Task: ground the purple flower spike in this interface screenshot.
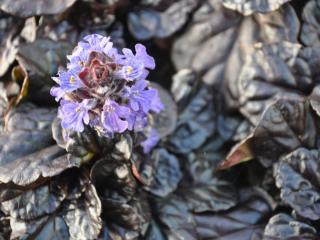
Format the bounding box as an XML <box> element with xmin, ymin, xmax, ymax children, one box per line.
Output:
<box><xmin>59</xmin><ymin>99</ymin><xmax>95</xmax><ymax>132</ymax></box>
<box><xmin>102</xmin><ymin>100</ymin><xmax>130</xmax><ymax>134</ymax></box>
<box><xmin>126</xmin><ymin>80</ymin><xmax>157</xmax><ymax>113</ymax></box>
<box><xmin>51</xmin><ymin>34</ymin><xmax>164</xmax><ymax>142</ymax></box>
<box><xmin>141</xmin><ymin>129</ymin><xmax>159</xmax><ymax>154</ymax></box>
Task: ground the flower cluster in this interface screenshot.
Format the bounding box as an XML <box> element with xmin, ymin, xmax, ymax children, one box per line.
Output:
<box><xmin>51</xmin><ymin>34</ymin><xmax>163</xmax><ymax>152</ymax></box>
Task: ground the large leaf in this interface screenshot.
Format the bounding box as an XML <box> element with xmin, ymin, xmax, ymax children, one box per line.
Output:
<box><xmin>178</xmin><ymin>177</ymin><xmax>238</xmax><ymax>213</ymax></box>
<box><xmin>128</xmin><ymin>0</ymin><xmax>198</xmax><ymax>40</ymax></box>
<box><xmin>0</xmin><ymin>103</ymin><xmax>56</xmax><ymax>166</ymax></box>
<box><xmin>222</xmin><ymin>0</ymin><xmax>291</xmax><ymax>16</ymax></box>
<box><xmin>172</xmin><ymin>0</ymin><xmax>299</xmax><ymax>108</ymax></box>
<box><xmin>169</xmin><ymin>85</ymin><xmax>216</xmax><ymax>154</ymax></box>
<box><xmin>300</xmin><ymin>0</ymin><xmax>320</xmax><ymax>47</ymax></box>
<box><xmin>0</xmin><ymin>14</ymin><xmax>24</xmax><ymax>77</ymax></box>
<box><xmin>155</xmin><ymin>195</ymin><xmax>198</xmax><ymax>240</ymax></box>
<box><xmin>0</xmin><ymin>0</ymin><xmax>77</xmax><ymax>18</ymax></box>
<box><xmin>274</xmin><ymin>148</ymin><xmax>320</xmax><ymax>220</ymax></box>
<box><xmin>193</xmin><ymin>188</ymin><xmax>275</xmax><ymax>239</ymax></box>
<box><xmin>144</xmin><ymin>148</ymin><xmax>182</xmax><ymax>197</ymax></box>
<box><xmin>4</xmin><ymin>171</ymin><xmax>102</xmax><ymax>240</ymax></box>
<box><xmin>63</xmin><ymin>181</ymin><xmax>102</xmax><ymax>240</ymax></box>
<box><xmin>263</xmin><ymin>213</ymin><xmax>317</xmax><ymax>240</ymax></box>
<box><xmin>0</xmin><ymin>145</ymin><xmax>82</xmax><ymax>186</ymax></box>
<box><xmin>179</xmin><ymin>147</ymin><xmax>238</xmax><ymax>212</ymax></box>
<box><xmin>237</xmin><ymin>42</ymin><xmax>320</xmax><ymax>125</ymax></box>
<box><xmin>1</xmin><ymin>179</ymin><xmax>66</xmax><ymax>220</ymax></box>
<box><xmin>219</xmin><ymin>97</ymin><xmax>317</xmax><ymax>169</ymax></box>
<box><xmin>16</xmin><ymin>39</ymin><xmax>72</xmax><ymax>103</ymax></box>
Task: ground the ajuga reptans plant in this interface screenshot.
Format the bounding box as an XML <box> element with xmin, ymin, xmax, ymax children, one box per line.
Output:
<box><xmin>51</xmin><ymin>34</ymin><xmax>164</xmax><ymax>153</ymax></box>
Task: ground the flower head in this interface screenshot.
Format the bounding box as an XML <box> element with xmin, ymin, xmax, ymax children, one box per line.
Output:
<box><xmin>51</xmin><ymin>34</ymin><xmax>163</xmax><ymax>153</ymax></box>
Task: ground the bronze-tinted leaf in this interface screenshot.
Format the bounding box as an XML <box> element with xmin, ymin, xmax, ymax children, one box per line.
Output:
<box><xmin>219</xmin><ymin>97</ymin><xmax>317</xmax><ymax>168</ymax></box>
<box><xmin>263</xmin><ymin>213</ymin><xmax>317</xmax><ymax>240</ymax></box>
<box><xmin>0</xmin><ymin>0</ymin><xmax>77</xmax><ymax>18</ymax></box>
<box><xmin>172</xmin><ymin>0</ymin><xmax>299</xmax><ymax>108</ymax></box>
<box><xmin>222</xmin><ymin>0</ymin><xmax>291</xmax><ymax>16</ymax></box>
<box><xmin>128</xmin><ymin>0</ymin><xmax>198</xmax><ymax>40</ymax></box>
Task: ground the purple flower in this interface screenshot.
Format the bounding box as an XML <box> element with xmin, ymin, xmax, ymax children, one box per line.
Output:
<box><xmin>67</xmin><ymin>46</ymin><xmax>88</xmax><ymax>72</ymax></box>
<box><xmin>126</xmin><ymin>80</ymin><xmax>157</xmax><ymax>113</ymax></box>
<box><xmin>50</xmin><ymin>86</ymin><xmax>65</xmax><ymax>102</ymax></box>
<box><xmin>150</xmin><ymin>93</ymin><xmax>164</xmax><ymax>113</ymax></box>
<box><xmin>79</xmin><ymin>34</ymin><xmax>113</xmax><ymax>56</ymax></box>
<box><xmin>141</xmin><ymin>128</ymin><xmax>159</xmax><ymax>154</ymax></box>
<box><xmin>101</xmin><ymin>100</ymin><xmax>130</xmax><ymax>134</ymax></box>
<box><xmin>127</xmin><ymin>110</ymin><xmax>148</xmax><ymax>131</ymax></box>
<box><xmin>59</xmin><ymin>99</ymin><xmax>95</xmax><ymax>132</ymax></box>
<box><xmin>58</xmin><ymin>70</ymin><xmax>83</xmax><ymax>92</ymax></box>
<box><xmin>119</xmin><ymin>44</ymin><xmax>155</xmax><ymax>81</ymax></box>
<box><xmin>51</xmin><ymin>34</ymin><xmax>164</xmax><ymax>139</ymax></box>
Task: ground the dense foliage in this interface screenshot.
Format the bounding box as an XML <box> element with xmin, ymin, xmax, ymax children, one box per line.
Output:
<box><xmin>0</xmin><ymin>0</ymin><xmax>319</xmax><ymax>239</ymax></box>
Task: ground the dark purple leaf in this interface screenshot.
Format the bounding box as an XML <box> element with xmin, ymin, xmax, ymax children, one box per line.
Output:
<box><xmin>144</xmin><ymin>148</ymin><xmax>182</xmax><ymax>197</ymax></box>
<box><xmin>219</xmin><ymin>97</ymin><xmax>317</xmax><ymax>169</ymax></box>
<box><xmin>222</xmin><ymin>0</ymin><xmax>291</xmax><ymax>16</ymax></box>
<box><xmin>300</xmin><ymin>0</ymin><xmax>320</xmax><ymax>47</ymax></box>
<box><xmin>263</xmin><ymin>213</ymin><xmax>317</xmax><ymax>240</ymax></box>
<box><xmin>193</xmin><ymin>188</ymin><xmax>275</xmax><ymax>239</ymax></box>
<box><xmin>155</xmin><ymin>195</ymin><xmax>198</xmax><ymax>240</ymax></box>
<box><xmin>172</xmin><ymin>0</ymin><xmax>299</xmax><ymax>108</ymax></box>
<box><xmin>128</xmin><ymin>0</ymin><xmax>198</xmax><ymax>40</ymax></box>
<box><xmin>274</xmin><ymin>148</ymin><xmax>320</xmax><ymax>220</ymax></box>
<box><xmin>237</xmin><ymin>42</ymin><xmax>320</xmax><ymax>125</ymax></box>
<box><xmin>0</xmin><ymin>0</ymin><xmax>77</xmax><ymax>17</ymax></box>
